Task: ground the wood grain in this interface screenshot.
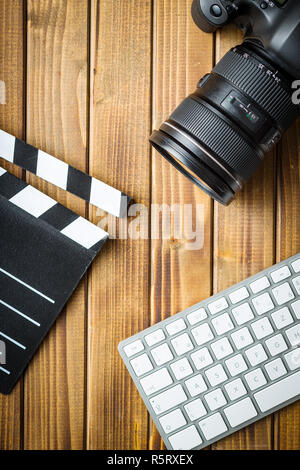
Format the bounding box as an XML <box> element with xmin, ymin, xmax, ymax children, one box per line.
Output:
<box><xmin>0</xmin><ymin>0</ymin><xmax>25</xmax><ymax>450</ymax></box>
<box><xmin>150</xmin><ymin>0</ymin><xmax>214</xmax><ymax>450</ymax></box>
<box><xmin>212</xmin><ymin>25</ymin><xmax>275</xmax><ymax>450</ymax></box>
<box><xmin>87</xmin><ymin>0</ymin><xmax>152</xmax><ymax>450</ymax></box>
<box><xmin>24</xmin><ymin>0</ymin><xmax>89</xmax><ymax>449</ymax></box>
<box><xmin>274</xmin><ymin>118</ymin><xmax>300</xmax><ymax>450</ymax></box>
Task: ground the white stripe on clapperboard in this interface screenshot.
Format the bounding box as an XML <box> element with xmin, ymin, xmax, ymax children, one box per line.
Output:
<box><xmin>0</xmin><ymin>331</ymin><xmax>26</xmax><ymax>350</ymax></box>
<box><xmin>9</xmin><ymin>185</ymin><xmax>57</xmax><ymax>218</ymax></box>
<box><xmin>0</xmin><ymin>299</ymin><xmax>41</xmax><ymax>327</ymax></box>
<box><xmin>0</xmin><ymin>366</ymin><xmax>10</xmax><ymax>375</ymax></box>
<box><xmin>0</xmin><ymin>268</ymin><xmax>55</xmax><ymax>304</ymax></box>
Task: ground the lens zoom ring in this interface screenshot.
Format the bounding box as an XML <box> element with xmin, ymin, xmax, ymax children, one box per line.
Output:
<box><xmin>169</xmin><ymin>97</ymin><xmax>261</xmax><ymax>180</ymax></box>
<box><xmin>213</xmin><ymin>50</ymin><xmax>296</xmax><ymax>126</ymax></box>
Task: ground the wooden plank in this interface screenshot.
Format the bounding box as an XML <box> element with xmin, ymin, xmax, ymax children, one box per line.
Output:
<box><xmin>212</xmin><ymin>26</ymin><xmax>275</xmax><ymax>449</ymax></box>
<box><xmin>0</xmin><ymin>0</ymin><xmax>24</xmax><ymax>450</ymax></box>
<box><xmin>87</xmin><ymin>0</ymin><xmax>152</xmax><ymax>449</ymax></box>
<box><xmin>150</xmin><ymin>0</ymin><xmax>214</xmax><ymax>450</ymax></box>
<box><xmin>274</xmin><ymin>118</ymin><xmax>300</xmax><ymax>450</ymax></box>
<box><xmin>24</xmin><ymin>0</ymin><xmax>89</xmax><ymax>449</ymax></box>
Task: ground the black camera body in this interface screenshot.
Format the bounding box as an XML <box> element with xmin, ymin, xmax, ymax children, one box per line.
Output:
<box><xmin>193</xmin><ymin>0</ymin><xmax>300</xmax><ymax>77</ymax></box>
<box><xmin>150</xmin><ymin>0</ymin><xmax>300</xmax><ymax>205</ymax></box>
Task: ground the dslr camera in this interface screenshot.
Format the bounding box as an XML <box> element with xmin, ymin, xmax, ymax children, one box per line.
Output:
<box><xmin>150</xmin><ymin>0</ymin><xmax>300</xmax><ymax>205</ymax></box>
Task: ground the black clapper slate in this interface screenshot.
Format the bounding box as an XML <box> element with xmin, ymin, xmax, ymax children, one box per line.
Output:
<box><xmin>0</xmin><ymin>170</ymin><xmax>108</xmax><ymax>394</ymax></box>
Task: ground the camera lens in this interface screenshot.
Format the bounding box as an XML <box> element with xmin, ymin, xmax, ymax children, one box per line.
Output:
<box><xmin>150</xmin><ymin>43</ymin><xmax>300</xmax><ymax>205</ymax></box>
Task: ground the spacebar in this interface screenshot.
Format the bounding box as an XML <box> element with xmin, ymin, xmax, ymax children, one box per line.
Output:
<box><xmin>254</xmin><ymin>372</ymin><xmax>300</xmax><ymax>413</ymax></box>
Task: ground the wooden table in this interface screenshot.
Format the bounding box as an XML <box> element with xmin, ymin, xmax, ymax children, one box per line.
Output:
<box><xmin>0</xmin><ymin>0</ymin><xmax>299</xmax><ymax>450</ymax></box>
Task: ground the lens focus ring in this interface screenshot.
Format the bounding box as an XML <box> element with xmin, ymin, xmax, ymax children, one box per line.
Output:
<box><xmin>213</xmin><ymin>49</ymin><xmax>298</xmax><ymax>129</ymax></box>
<box><xmin>169</xmin><ymin>97</ymin><xmax>261</xmax><ymax>181</ymax></box>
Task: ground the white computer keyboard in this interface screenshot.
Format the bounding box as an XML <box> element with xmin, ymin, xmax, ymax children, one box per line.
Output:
<box><xmin>119</xmin><ymin>253</ymin><xmax>300</xmax><ymax>450</ymax></box>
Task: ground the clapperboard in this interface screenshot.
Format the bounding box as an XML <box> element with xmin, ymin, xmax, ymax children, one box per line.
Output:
<box><xmin>0</xmin><ymin>132</ymin><xmax>130</xmax><ymax>394</ymax></box>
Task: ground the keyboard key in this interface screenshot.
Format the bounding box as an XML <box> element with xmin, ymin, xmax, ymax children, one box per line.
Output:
<box><xmin>205</xmin><ymin>388</ymin><xmax>227</xmax><ymax>411</ymax></box>
<box><xmin>271</xmin><ymin>266</ymin><xmax>291</xmax><ymax>283</ymax></box>
<box><xmin>250</xmin><ymin>276</ymin><xmax>270</xmax><ymax>294</ymax></box>
<box><xmin>168</xmin><ymin>425</ymin><xmax>202</xmax><ymax>450</ymax></box>
<box><xmin>292</xmin><ymin>259</ymin><xmax>300</xmax><ymax>273</ymax></box>
<box><xmin>224</xmin><ymin>397</ymin><xmax>257</xmax><ymax>428</ymax></box>
<box><xmin>251</xmin><ymin>317</ymin><xmax>274</xmax><ymax>340</ymax></box>
<box><xmin>124</xmin><ymin>339</ymin><xmax>144</xmax><ymax>357</ymax></box>
<box><xmin>171</xmin><ymin>333</ymin><xmax>194</xmax><ymax>356</ymax></box>
<box><xmin>211</xmin><ymin>337</ymin><xmax>233</xmax><ymax>360</ymax></box>
<box><xmin>245</xmin><ymin>344</ymin><xmax>267</xmax><ymax>367</ymax></box>
<box><xmin>208</xmin><ymin>297</ymin><xmax>228</xmax><ymax>315</ymax></box>
<box><xmin>159</xmin><ymin>409</ymin><xmax>186</xmax><ymax>434</ymax></box>
<box><xmin>212</xmin><ymin>313</ymin><xmax>234</xmax><ymax>335</ymax></box>
<box><xmin>225</xmin><ymin>378</ymin><xmax>247</xmax><ymax>401</ymax></box>
<box><xmin>145</xmin><ymin>329</ymin><xmax>165</xmax><ymax>347</ymax></box>
<box><xmin>231</xmin><ymin>327</ymin><xmax>254</xmax><ymax>349</ymax></box>
<box><xmin>184</xmin><ymin>399</ymin><xmax>207</xmax><ymax>420</ymax></box>
<box><xmin>151</xmin><ymin>343</ymin><xmax>173</xmax><ymax>366</ymax></box>
<box><xmin>265</xmin><ymin>334</ymin><xmax>288</xmax><ymax>356</ymax></box>
<box><xmin>229</xmin><ymin>287</ymin><xmax>249</xmax><ymax>305</ymax></box>
<box><xmin>185</xmin><ymin>374</ymin><xmax>207</xmax><ymax>397</ymax></box>
<box><xmin>285</xmin><ymin>324</ymin><xmax>300</xmax><ymax>347</ymax></box>
<box><xmin>271</xmin><ymin>307</ymin><xmax>294</xmax><ymax>329</ymax></box>
<box><xmin>198</xmin><ymin>413</ymin><xmax>228</xmax><ymax>441</ymax></box>
<box><xmin>170</xmin><ymin>358</ymin><xmax>193</xmax><ymax>380</ymax></box>
<box><xmin>166</xmin><ymin>318</ymin><xmax>186</xmax><ymax>336</ymax></box>
<box><xmin>140</xmin><ymin>368</ymin><xmax>173</xmax><ymax>396</ymax></box>
<box><xmin>191</xmin><ymin>323</ymin><xmax>214</xmax><ymax>346</ymax></box>
<box><xmin>254</xmin><ymin>371</ymin><xmax>300</xmax><ymax>412</ymax></box>
<box><xmin>150</xmin><ymin>384</ymin><xmax>187</xmax><ymax>415</ymax></box>
<box><xmin>205</xmin><ymin>364</ymin><xmax>227</xmax><ymax>387</ymax></box>
<box><xmin>284</xmin><ymin>349</ymin><xmax>300</xmax><ymax>371</ymax></box>
<box><xmin>272</xmin><ymin>283</ymin><xmax>295</xmax><ymax>305</ymax></box>
<box><xmin>245</xmin><ymin>368</ymin><xmax>267</xmax><ymax>391</ymax></box>
<box><xmin>130</xmin><ymin>354</ymin><xmax>153</xmax><ymax>377</ymax></box>
<box><xmin>292</xmin><ymin>276</ymin><xmax>300</xmax><ymax>295</ymax></box>
<box><xmin>225</xmin><ymin>354</ymin><xmax>248</xmax><ymax>377</ymax></box>
<box><xmin>265</xmin><ymin>358</ymin><xmax>287</xmax><ymax>380</ymax></box>
<box><xmin>232</xmin><ymin>303</ymin><xmax>254</xmax><ymax>326</ymax></box>
<box><xmin>291</xmin><ymin>300</ymin><xmax>300</xmax><ymax>319</ymax></box>
<box><xmin>187</xmin><ymin>308</ymin><xmax>207</xmax><ymax>325</ymax></box>
<box><xmin>191</xmin><ymin>347</ymin><xmax>213</xmax><ymax>370</ymax></box>
<box><xmin>252</xmin><ymin>293</ymin><xmax>274</xmax><ymax>315</ymax></box>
